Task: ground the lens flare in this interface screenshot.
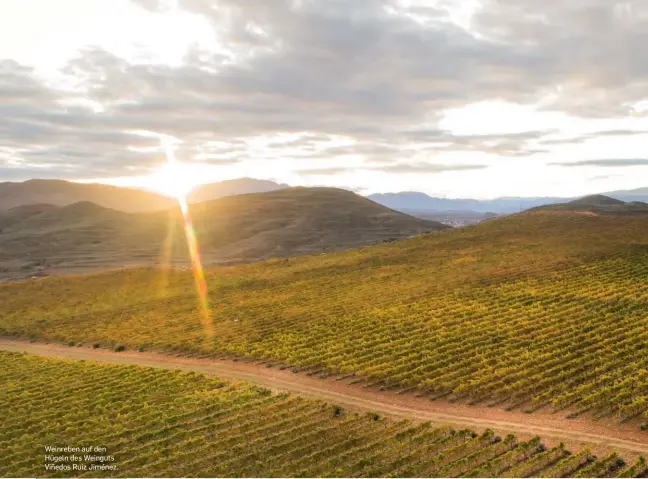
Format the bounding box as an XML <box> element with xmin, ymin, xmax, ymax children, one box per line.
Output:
<box><xmin>161</xmin><ymin>139</ymin><xmax>213</xmax><ymax>341</ymax></box>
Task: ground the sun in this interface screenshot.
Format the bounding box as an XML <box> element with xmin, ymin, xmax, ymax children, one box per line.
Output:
<box><xmin>144</xmin><ymin>139</ymin><xmax>201</xmax><ymax>200</ymax></box>
<box><xmin>147</xmin><ymin>160</ymin><xmax>199</xmax><ymax>200</ymax></box>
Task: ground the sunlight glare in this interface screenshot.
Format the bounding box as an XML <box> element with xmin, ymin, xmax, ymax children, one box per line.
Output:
<box><xmin>160</xmin><ymin>138</ymin><xmax>213</xmax><ymax>342</ymax></box>
<box><xmin>148</xmin><ymin>142</ymin><xmax>198</xmax><ymax>200</ymax></box>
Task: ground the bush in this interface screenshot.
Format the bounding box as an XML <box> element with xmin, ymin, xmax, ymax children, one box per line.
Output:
<box><xmin>92</xmin><ymin>343</ymin><xmax>100</xmax><ymax>349</ymax></box>
<box><xmin>113</xmin><ymin>344</ymin><xmax>126</xmax><ymax>352</ymax></box>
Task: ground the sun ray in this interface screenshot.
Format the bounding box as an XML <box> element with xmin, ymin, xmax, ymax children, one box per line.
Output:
<box><xmin>160</xmin><ymin>138</ymin><xmax>213</xmax><ymax>341</ymax></box>
<box><xmin>155</xmin><ymin>207</ymin><xmax>177</xmax><ymax>299</ymax></box>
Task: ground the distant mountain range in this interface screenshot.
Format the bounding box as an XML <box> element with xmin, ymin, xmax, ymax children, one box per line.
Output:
<box><xmin>367</xmin><ymin>192</ymin><xmax>572</xmax><ymax>214</ymax></box>
<box><xmin>530</xmin><ymin>194</ymin><xmax>648</xmax><ymax>215</ymax></box>
<box><xmin>188</xmin><ymin>178</ymin><xmax>288</xmax><ymax>203</ymax></box>
<box><xmin>368</xmin><ymin>188</ymin><xmax>648</xmax><ymax>215</ymax></box>
<box><xmin>603</xmin><ymin>187</ymin><xmax>648</xmax><ymax>203</ymax></box>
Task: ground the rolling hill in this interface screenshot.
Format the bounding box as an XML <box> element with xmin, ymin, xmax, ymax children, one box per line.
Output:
<box><xmin>3</xmin><ymin>207</ymin><xmax>648</xmax><ymax>426</ymax></box>
<box><xmin>369</xmin><ymin>188</ymin><xmax>648</xmax><ymax>215</ymax></box>
<box><xmin>0</xmin><ymin>187</ymin><xmax>447</xmax><ymax>280</ymax></box>
<box><xmin>531</xmin><ymin>195</ymin><xmax>648</xmax><ymax>214</ymax></box>
<box><xmin>0</xmin><ymin>178</ymin><xmax>289</xmax><ymax>213</ymax></box>
<box><xmin>0</xmin><ymin>179</ymin><xmax>175</xmax><ymax>213</ymax></box>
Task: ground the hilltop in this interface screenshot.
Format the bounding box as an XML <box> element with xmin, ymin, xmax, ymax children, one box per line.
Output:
<box><xmin>0</xmin><ymin>187</ymin><xmax>446</xmax><ymax>280</ymax></box>
<box><xmin>531</xmin><ymin>194</ymin><xmax>648</xmax><ymax>214</ymax></box>
<box><xmin>0</xmin><ymin>179</ymin><xmax>175</xmax><ymax>213</ymax></box>
<box><xmin>0</xmin><ymin>178</ymin><xmax>289</xmax><ymax>213</ymax></box>
<box><xmin>567</xmin><ymin>194</ymin><xmax>625</xmax><ymax>206</ymax></box>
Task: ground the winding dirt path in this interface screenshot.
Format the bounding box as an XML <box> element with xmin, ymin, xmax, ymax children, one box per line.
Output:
<box><xmin>2</xmin><ymin>338</ymin><xmax>647</xmax><ymax>455</ymax></box>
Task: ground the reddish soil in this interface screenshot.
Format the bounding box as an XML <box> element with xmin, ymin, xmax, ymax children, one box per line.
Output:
<box><xmin>2</xmin><ymin>338</ymin><xmax>646</xmax><ymax>456</ymax></box>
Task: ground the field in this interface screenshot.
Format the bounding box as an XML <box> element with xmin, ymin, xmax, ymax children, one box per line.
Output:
<box><xmin>3</xmin><ymin>211</ymin><xmax>648</xmax><ymax>423</ymax></box>
<box><xmin>2</xmin><ymin>350</ymin><xmax>645</xmax><ymax>478</ymax></box>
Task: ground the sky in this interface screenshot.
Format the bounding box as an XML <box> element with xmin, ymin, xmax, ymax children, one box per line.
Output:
<box><xmin>1</xmin><ymin>0</ymin><xmax>648</xmax><ymax>199</ymax></box>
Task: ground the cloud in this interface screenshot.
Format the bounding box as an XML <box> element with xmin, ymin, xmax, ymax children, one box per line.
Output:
<box><xmin>378</xmin><ymin>163</ymin><xmax>488</xmax><ymax>174</ymax></box>
<box><xmin>298</xmin><ymin>162</ymin><xmax>487</xmax><ymax>176</ymax></box>
<box><xmin>551</xmin><ymin>159</ymin><xmax>648</xmax><ymax>168</ymax></box>
<box><xmin>539</xmin><ymin>129</ymin><xmax>648</xmax><ymax>146</ymax></box>
<box><xmin>298</xmin><ymin>167</ymin><xmax>352</xmax><ymax>176</ymax></box>
<box><xmin>2</xmin><ymin>0</ymin><xmax>648</xmax><ymax>186</ymax></box>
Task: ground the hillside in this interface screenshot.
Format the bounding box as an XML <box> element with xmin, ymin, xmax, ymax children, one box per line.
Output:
<box><xmin>2</xmin><ymin>350</ymin><xmax>636</xmax><ymax>478</ymax></box>
<box><xmin>532</xmin><ymin>195</ymin><xmax>648</xmax><ymax>214</ymax></box>
<box><xmin>567</xmin><ymin>194</ymin><xmax>625</xmax><ymax>206</ymax></box>
<box><xmin>3</xmin><ymin>210</ymin><xmax>648</xmax><ymax>426</ymax></box>
<box><xmin>0</xmin><ymin>178</ymin><xmax>290</xmax><ymax>213</ymax></box>
<box><xmin>0</xmin><ymin>179</ymin><xmax>174</xmax><ymax>213</ymax></box>
<box><xmin>0</xmin><ymin>187</ymin><xmax>446</xmax><ymax>280</ymax></box>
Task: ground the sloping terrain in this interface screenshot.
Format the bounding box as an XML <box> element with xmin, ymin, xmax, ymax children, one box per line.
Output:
<box><xmin>0</xmin><ymin>178</ymin><xmax>289</xmax><ymax>214</ymax></box>
<box><xmin>532</xmin><ymin>195</ymin><xmax>648</xmax><ymax>215</ymax></box>
<box><xmin>0</xmin><ymin>179</ymin><xmax>174</xmax><ymax>213</ymax></box>
<box><xmin>3</xmin><ymin>210</ymin><xmax>648</xmax><ymax>426</ymax></box>
<box><xmin>567</xmin><ymin>195</ymin><xmax>626</xmax><ymax>207</ymax></box>
<box><xmin>1</xmin><ymin>350</ymin><xmax>642</xmax><ymax>478</ymax></box>
<box><xmin>0</xmin><ymin>187</ymin><xmax>446</xmax><ymax>280</ymax></box>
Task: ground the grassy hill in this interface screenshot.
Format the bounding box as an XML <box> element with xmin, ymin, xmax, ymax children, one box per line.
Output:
<box><xmin>0</xmin><ymin>178</ymin><xmax>289</xmax><ymax>214</ymax></box>
<box><xmin>1</xmin><ymin>351</ymin><xmax>639</xmax><ymax>478</ymax></box>
<box><xmin>2</xmin><ymin>209</ymin><xmax>648</xmax><ymax>424</ymax></box>
<box><xmin>0</xmin><ymin>179</ymin><xmax>174</xmax><ymax>213</ymax></box>
<box><xmin>0</xmin><ymin>187</ymin><xmax>446</xmax><ymax>280</ymax></box>
<box><xmin>532</xmin><ymin>195</ymin><xmax>648</xmax><ymax>215</ymax></box>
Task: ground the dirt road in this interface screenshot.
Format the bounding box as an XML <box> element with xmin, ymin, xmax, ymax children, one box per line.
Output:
<box><xmin>2</xmin><ymin>338</ymin><xmax>647</xmax><ymax>455</ymax></box>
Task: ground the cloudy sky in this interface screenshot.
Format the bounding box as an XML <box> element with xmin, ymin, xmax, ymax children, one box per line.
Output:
<box><xmin>2</xmin><ymin>0</ymin><xmax>648</xmax><ymax>199</ymax></box>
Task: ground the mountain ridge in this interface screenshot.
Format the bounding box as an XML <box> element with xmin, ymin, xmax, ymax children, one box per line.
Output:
<box><xmin>0</xmin><ymin>186</ymin><xmax>448</xmax><ymax>281</ymax></box>
<box><xmin>529</xmin><ymin>194</ymin><xmax>648</xmax><ymax>215</ymax></box>
<box><xmin>0</xmin><ymin>178</ymin><xmax>290</xmax><ymax>213</ymax></box>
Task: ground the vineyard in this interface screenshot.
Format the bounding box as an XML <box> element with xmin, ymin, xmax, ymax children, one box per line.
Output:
<box><xmin>3</xmin><ymin>212</ymin><xmax>648</xmax><ymax>422</ymax></box>
<box><xmin>1</xmin><ymin>350</ymin><xmax>644</xmax><ymax>478</ymax></box>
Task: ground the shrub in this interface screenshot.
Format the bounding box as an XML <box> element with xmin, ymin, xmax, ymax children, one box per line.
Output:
<box><xmin>113</xmin><ymin>344</ymin><xmax>126</xmax><ymax>352</ymax></box>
